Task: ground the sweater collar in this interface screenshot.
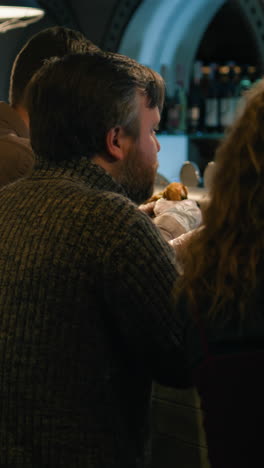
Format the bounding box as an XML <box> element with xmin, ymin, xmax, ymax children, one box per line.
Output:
<box><xmin>34</xmin><ymin>156</ymin><xmax>127</xmax><ymax>197</ymax></box>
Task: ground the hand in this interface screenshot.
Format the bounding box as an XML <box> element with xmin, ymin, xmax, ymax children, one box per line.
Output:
<box><xmin>138</xmin><ymin>201</ymin><xmax>156</xmax><ymax>217</ymax></box>
<box><xmin>169</xmin><ymin>227</ymin><xmax>203</xmax><ymax>274</ymax></box>
<box><xmin>153</xmin><ymin>198</ymin><xmax>202</xmax><ymax>241</ymax></box>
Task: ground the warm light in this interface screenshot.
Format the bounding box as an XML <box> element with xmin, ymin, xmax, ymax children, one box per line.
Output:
<box><xmin>0</xmin><ymin>2</ymin><xmax>44</xmax><ymax>32</ymax></box>
<box><xmin>202</xmin><ymin>66</ymin><xmax>210</xmax><ymax>75</ymax></box>
<box><xmin>219</xmin><ymin>65</ymin><xmax>229</xmax><ymax>75</ymax></box>
<box><xmin>0</xmin><ymin>6</ymin><xmax>44</xmax><ymax>18</ymax></box>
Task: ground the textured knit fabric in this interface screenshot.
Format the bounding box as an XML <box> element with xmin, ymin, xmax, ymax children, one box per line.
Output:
<box><xmin>0</xmin><ymin>101</ymin><xmax>34</xmax><ymax>188</ymax></box>
<box><xmin>0</xmin><ymin>157</ymin><xmax>189</xmax><ymax>468</ymax></box>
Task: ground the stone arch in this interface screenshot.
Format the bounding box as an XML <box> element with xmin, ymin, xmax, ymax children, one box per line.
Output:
<box><xmin>118</xmin><ymin>0</ymin><xmax>226</xmax><ymax>94</ymax></box>
<box><xmin>116</xmin><ymin>0</ymin><xmax>264</xmax><ymax>95</ymax></box>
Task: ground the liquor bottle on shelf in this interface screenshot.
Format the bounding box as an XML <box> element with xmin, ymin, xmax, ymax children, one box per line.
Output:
<box><xmin>219</xmin><ymin>61</ymin><xmax>238</xmax><ymax>132</ymax></box>
<box><xmin>158</xmin><ymin>64</ymin><xmax>169</xmax><ymax>133</ymax></box>
<box><xmin>187</xmin><ymin>60</ymin><xmax>204</xmax><ymax>134</ymax></box>
<box><xmin>247</xmin><ymin>64</ymin><xmax>258</xmax><ymax>85</ymax></box>
<box><xmin>159</xmin><ymin>91</ymin><xmax>169</xmax><ymax>133</ymax></box>
<box><xmin>246</xmin><ymin>65</ymin><xmax>263</xmax><ymax>92</ymax></box>
<box><xmin>204</xmin><ymin>62</ymin><xmax>220</xmax><ymax>134</ymax></box>
<box><xmin>234</xmin><ymin>64</ymin><xmax>252</xmax><ymax>117</ymax></box>
<box><xmin>158</xmin><ymin>65</ymin><xmax>169</xmax><ymax>133</ymax></box>
<box><xmin>166</xmin><ymin>63</ymin><xmax>187</xmax><ymax>134</ymax></box>
<box><xmin>165</xmin><ymin>94</ymin><xmax>180</xmax><ymax>133</ymax></box>
<box><xmin>175</xmin><ymin>79</ymin><xmax>187</xmax><ymax>133</ymax></box>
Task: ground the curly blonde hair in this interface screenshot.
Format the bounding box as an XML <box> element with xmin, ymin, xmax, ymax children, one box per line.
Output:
<box><xmin>176</xmin><ymin>79</ymin><xmax>264</xmax><ymax>321</ymax></box>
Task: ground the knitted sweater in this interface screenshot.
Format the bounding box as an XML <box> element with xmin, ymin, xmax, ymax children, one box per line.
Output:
<box><xmin>0</xmin><ymin>157</ymin><xmax>188</xmax><ymax>468</ymax></box>
<box><xmin>0</xmin><ymin>102</ymin><xmax>34</xmax><ymax>188</ymax></box>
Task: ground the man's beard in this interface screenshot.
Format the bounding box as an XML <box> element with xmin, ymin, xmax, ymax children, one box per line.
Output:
<box><xmin>117</xmin><ymin>144</ymin><xmax>157</xmax><ymax>205</ymax></box>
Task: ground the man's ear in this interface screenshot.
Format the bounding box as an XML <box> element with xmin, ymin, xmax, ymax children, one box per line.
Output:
<box><xmin>106</xmin><ymin>126</ymin><xmax>127</xmax><ymax>161</ymax></box>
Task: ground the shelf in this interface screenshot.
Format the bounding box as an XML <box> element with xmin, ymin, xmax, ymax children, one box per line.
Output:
<box><xmin>158</xmin><ymin>132</ymin><xmax>224</xmax><ymax>140</ymax></box>
<box><xmin>188</xmin><ymin>133</ymin><xmax>223</xmax><ymax>140</ymax></box>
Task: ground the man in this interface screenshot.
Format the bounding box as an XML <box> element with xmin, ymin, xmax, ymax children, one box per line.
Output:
<box><xmin>0</xmin><ymin>25</ymin><xmax>100</xmax><ymax>188</ymax></box>
<box><xmin>0</xmin><ymin>23</ymin><xmax>200</xmax><ymax>238</ymax></box>
<box><xmin>0</xmin><ymin>51</ymin><xmax>191</xmax><ymax>467</ymax></box>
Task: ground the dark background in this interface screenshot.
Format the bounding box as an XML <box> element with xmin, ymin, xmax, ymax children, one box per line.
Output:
<box><xmin>0</xmin><ymin>0</ymin><xmax>264</xmax><ymax>98</ymax></box>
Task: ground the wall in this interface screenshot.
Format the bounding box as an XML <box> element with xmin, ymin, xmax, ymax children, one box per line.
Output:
<box><xmin>1</xmin><ymin>0</ymin><xmax>264</xmax><ymax>100</ymax></box>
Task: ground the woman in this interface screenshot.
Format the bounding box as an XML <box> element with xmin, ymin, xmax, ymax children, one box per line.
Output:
<box><xmin>174</xmin><ymin>78</ymin><xmax>264</xmax><ymax>468</ymax></box>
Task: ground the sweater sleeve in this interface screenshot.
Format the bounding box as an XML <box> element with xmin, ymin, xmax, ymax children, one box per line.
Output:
<box><xmin>94</xmin><ymin>194</ymin><xmax>191</xmax><ymax>387</ymax></box>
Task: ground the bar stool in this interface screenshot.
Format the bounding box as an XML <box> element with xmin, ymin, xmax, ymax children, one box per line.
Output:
<box><xmin>180</xmin><ymin>161</ymin><xmax>202</xmax><ymax>187</ymax></box>
<box><xmin>203</xmin><ymin>161</ymin><xmax>216</xmax><ymax>191</ymax></box>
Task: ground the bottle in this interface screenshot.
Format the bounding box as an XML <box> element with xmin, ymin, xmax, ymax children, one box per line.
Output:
<box><xmin>159</xmin><ymin>91</ymin><xmax>169</xmax><ymax>133</ymax></box>
<box><xmin>166</xmin><ymin>95</ymin><xmax>180</xmax><ymax>133</ymax></box>
<box><xmin>158</xmin><ymin>64</ymin><xmax>169</xmax><ymax>133</ymax></box>
<box><xmin>234</xmin><ymin>64</ymin><xmax>252</xmax><ymax>117</ymax></box>
<box><xmin>187</xmin><ymin>61</ymin><xmax>204</xmax><ymax>134</ymax></box>
<box><xmin>248</xmin><ymin>65</ymin><xmax>258</xmax><ymax>85</ymax></box>
<box><xmin>174</xmin><ymin>79</ymin><xmax>187</xmax><ymax>133</ymax></box>
<box><xmin>219</xmin><ymin>62</ymin><xmax>237</xmax><ymax>132</ymax></box>
<box><xmin>166</xmin><ymin>64</ymin><xmax>187</xmax><ymax>134</ymax></box>
<box><xmin>204</xmin><ymin>62</ymin><xmax>220</xmax><ymax>133</ymax></box>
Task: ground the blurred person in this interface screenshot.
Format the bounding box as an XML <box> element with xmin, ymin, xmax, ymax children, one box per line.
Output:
<box><xmin>0</xmin><ymin>25</ymin><xmax>100</xmax><ymax>188</ymax></box>
<box><xmin>173</xmin><ymin>78</ymin><xmax>264</xmax><ymax>468</ymax></box>
<box><xmin>0</xmin><ymin>51</ymin><xmax>191</xmax><ymax>468</ymax></box>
